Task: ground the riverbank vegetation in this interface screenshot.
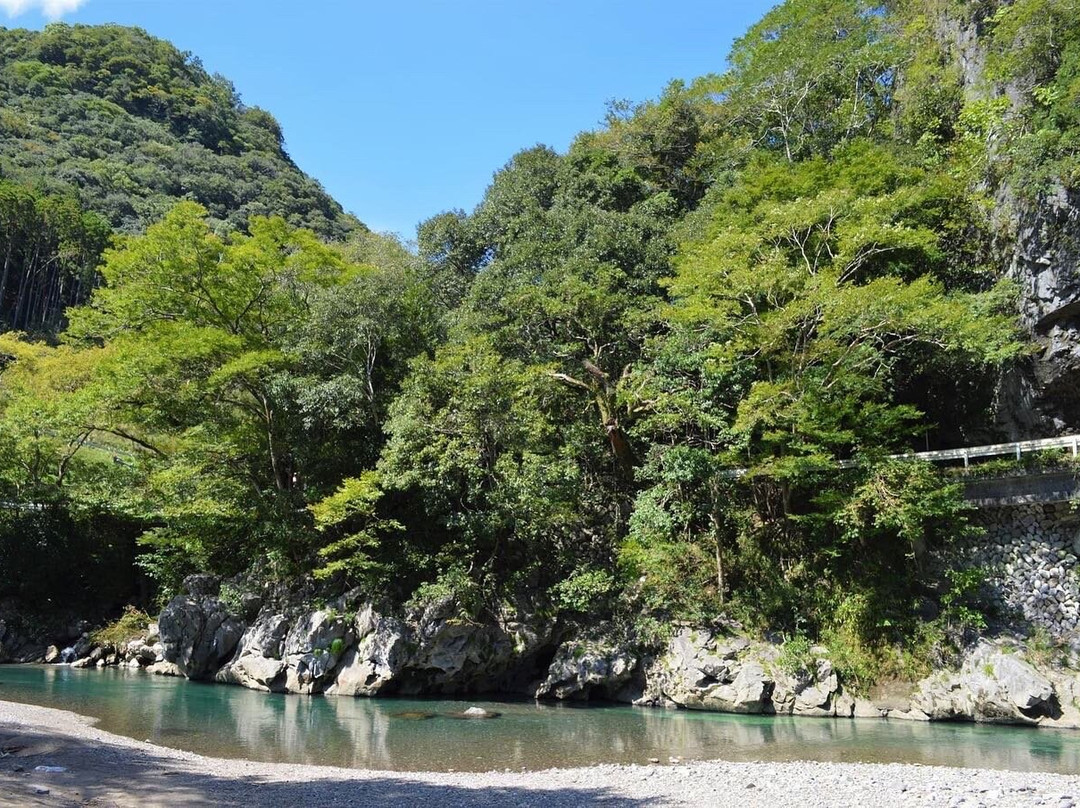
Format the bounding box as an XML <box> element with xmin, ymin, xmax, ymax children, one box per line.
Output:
<box><xmin>3</xmin><ymin>0</ymin><xmax>1077</xmax><ymax>683</ymax></box>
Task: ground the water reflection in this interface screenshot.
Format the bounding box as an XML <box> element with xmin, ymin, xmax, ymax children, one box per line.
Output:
<box><xmin>2</xmin><ymin>665</ymin><xmax>1078</xmax><ymax>773</ymax></box>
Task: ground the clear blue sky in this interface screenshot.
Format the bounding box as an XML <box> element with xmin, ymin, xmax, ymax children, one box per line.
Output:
<box><xmin>2</xmin><ymin>0</ymin><xmax>774</xmax><ymax>239</ymax></box>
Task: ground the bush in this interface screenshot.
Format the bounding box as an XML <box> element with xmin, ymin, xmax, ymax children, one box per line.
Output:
<box><xmin>777</xmin><ymin>633</ymin><xmax>815</xmax><ymax>676</ymax></box>
<box><xmin>91</xmin><ymin>605</ymin><xmax>151</xmax><ymax>648</ymax></box>
<box><xmin>552</xmin><ymin>568</ymin><xmax>616</xmax><ymax>614</ymax></box>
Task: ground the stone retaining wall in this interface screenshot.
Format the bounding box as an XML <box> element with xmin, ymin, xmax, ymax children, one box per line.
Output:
<box><xmin>962</xmin><ymin>502</ymin><xmax>1080</xmax><ymax>639</ymax></box>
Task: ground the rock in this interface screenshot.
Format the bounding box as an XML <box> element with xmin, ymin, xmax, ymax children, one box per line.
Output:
<box><xmin>454</xmin><ymin>706</ymin><xmax>501</xmax><ymax>719</ymax></box>
<box><xmin>43</xmin><ymin>645</ymin><xmax>60</xmax><ymax>664</ymax></box>
<box><xmin>645</xmin><ymin>629</ymin><xmax>776</xmax><ymax>714</ymax></box>
<box><xmin>390</xmin><ymin>710</ymin><xmax>435</xmax><ymax>720</ymax></box>
<box><xmin>853</xmin><ymin>698</ymin><xmax>884</xmax><ymax>719</ymax></box>
<box><xmin>215</xmin><ymin>613</ymin><xmax>291</xmax><ymax>692</ymax></box>
<box><xmin>395</xmin><ymin>596</ymin><xmax>555</xmax><ymax>694</ymax></box>
<box><xmin>181</xmin><ymin>574</ymin><xmax>221</xmax><ymax>597</ymax></box>
<box><xmin>328</xmin><ymin>606</ymin><xmax>409</xmax><ymax>697</ymax></box>
<box><xmin>125</xmin><ymin>639</ymin><xmax>157</xmax><ymax>666</ymax></box>
<box><xmin>216</xmin><ymin>654</ymin><xmax>285</xmax><ymax>691</ymax></box>
<box><xmin>146</xmin><ymin>661</ymin><xmax>183</xmax><ymax>677</ymax></box>
<box><xmin>696</xmin><ymin>661</ymin><xmax>772</xmax><ymax>713</ymax></box>
<box><xmin>910</xmin><ymin>643</ymin><xmax>1057</xmax><ymax>725</ymax></box>
<box><xmin>282</xmin><ymin>610</ymin><xmax>353</xmax><ymax>694</ymax></box>
<box><xmin>534</xmin><ymin>640</ymin><xmax>637</xmax><ymax>700</ymax></box>
<box><xmin>158</xmin><ymin>594</ymin><xmax>244</xmax><ymax>680</ymax></box>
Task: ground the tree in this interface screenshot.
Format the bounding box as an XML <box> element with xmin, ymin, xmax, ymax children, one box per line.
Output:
<box><xmin>623</xmin><ymin>140</ymin><xmax>1022</xmax><ymax>630</ymax></box>
<box><xmin>723</xmin><ymin>0</ymin><xmax>900</xmax><ymax>161</ymax></box>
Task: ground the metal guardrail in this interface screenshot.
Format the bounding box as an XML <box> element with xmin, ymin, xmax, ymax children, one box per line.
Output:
<box><xmin>890</xmin><ymin>434</ymin><xmax>1080</xmax><ymax>468</ymax></box>
<box><xmin>724</xmin><ymin>434</ymin><xmax>1080</xmax><ymax>477</ymax></box>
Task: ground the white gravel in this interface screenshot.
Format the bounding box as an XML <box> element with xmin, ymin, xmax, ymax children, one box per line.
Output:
<box><xmin>1</xmin><ymin>699</ymin><xmax>1079</xmax><ymax>806</ymax></box>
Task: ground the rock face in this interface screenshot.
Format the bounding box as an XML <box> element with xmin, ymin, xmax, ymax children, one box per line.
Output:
<box><xmin>215</xmin><ymin>613</ymin><xmax>290</xmax><ymax>691</ymax></box>
<box><xmin>1001</xmin><ymin>185</ymin><xmax>1080</xmax><ymax>435</ymax></box>
<box><xmin>908</xmin><ymin>642</ymin><xmax>1058</xmax><ymax>724</ymax></box>
<box><xmin>534</xmin><ymin>639</ymin><xmax>637</xmax><ymax>701</ymax></box>
<box><xmin>201</xmin><ymin>591</ymin><xmax>555</xmax><ymax>697</ymax></box>
<box><xmin>327</xmin><ymin>605</ymin><xmax>410</xmax><ymax>697</ymax></box>
<box><xmin>631</xmin><ymin>629</ymin><xmax>850</xmax><ymax>717</ymax></box>
<box><xmin>158</xmin><ymin>576</ymin><xmax>244</xmax><ymax>680</ymax></box>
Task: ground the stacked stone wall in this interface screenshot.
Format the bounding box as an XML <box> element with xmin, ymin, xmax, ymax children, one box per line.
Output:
<box><xmin>962</xmin><ymin>503</ymin><xmax>1080</xmax><ymax>639</ymax></box>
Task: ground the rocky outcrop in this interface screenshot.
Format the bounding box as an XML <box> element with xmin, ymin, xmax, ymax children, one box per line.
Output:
<box><xmin>327</xmin><ymin>605</ymin><xmax>410</xmax><ymax>696</ymax></box>
<box><xmin>0</xmin><ymin>607</ymin><xmax>94</xmax><ymax>665</ymax></box>
<box><xmin>905</xmin><ymin>642</ymin><xmax>1058</xmax><ymax>725</ymax></box>
<box><xmin>630</xmin><ymin>629</ymin><xmax>851</xmax><ymax>717</ymax></box>
<box><xmin>214</xmin><ymin>613</ymin><xmax>290</xmax><ymax>691</ymax></box>
<box><xmin>393</xmin><ymin>596</ymin><xmax>554</xmax><ymax>694</ymax></box>
<box><xmin>534</xmin><ymin>639</ymin><xmax>637</xmax><ymax>701</ymax></box>
<box><xmin>1000</xmin><ymin>185</ymin><xmax>1080</xmax><ymax>435</ymax></box>
<box><xmin>194</xmin><ymin>590</ymin><xmax>556</xmax><ymax>697</ymax></box>
<box><xmin>158</xmin><ymin>576</ymin><xmax>244</xmax><ymax>680</ymax></box>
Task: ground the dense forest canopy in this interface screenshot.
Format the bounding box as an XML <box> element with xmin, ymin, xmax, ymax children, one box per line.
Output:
<box><xmin>2</xmin><ymin>0</ymin><xmax>1078</xmax><ymax>680</ymax></box>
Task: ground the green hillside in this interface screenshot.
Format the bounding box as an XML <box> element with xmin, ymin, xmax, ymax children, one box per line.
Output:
<box><xmin>0</xmin><ymin>24</ymin><xmax>359</xmax><ymax>239</ymax></box>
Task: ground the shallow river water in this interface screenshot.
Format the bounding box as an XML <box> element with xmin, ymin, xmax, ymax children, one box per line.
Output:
<box><xmin>1</xmin><ymin>664</ymin><xmax>1078</xmax><ymax>772</ymax></box>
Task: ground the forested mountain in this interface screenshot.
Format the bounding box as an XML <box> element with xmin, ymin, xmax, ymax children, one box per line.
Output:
<box><xmin>0</xmin><ymin>24</ymin><xmax>358</xmax><ymax>238</ymax></box>
<box><xmin>0</xmin><ymin>24</ymin><xmax>360</xmax><ymax>333</ymax></box>
<box><xmin>2</xmin><ymin>0</ymin><xmax>1078</xmax><ymax>683</ymax></box>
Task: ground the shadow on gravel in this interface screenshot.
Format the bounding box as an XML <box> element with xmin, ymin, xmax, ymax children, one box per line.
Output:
<box><xmin>1</xmin><ymin>726</ymin><xmax>649</xmax><ymax>807</ymax></box>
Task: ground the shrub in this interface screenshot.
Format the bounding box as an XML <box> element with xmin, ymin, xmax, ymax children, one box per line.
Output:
<box><xmin>777</xmin><ymin>633</ymin><xmax>815</xmax><ymax>676</ymax></box>
<box><xmin>91</xmin><ymin>605</ymin><xmax>151</xmax><ymax>648</ymax></box>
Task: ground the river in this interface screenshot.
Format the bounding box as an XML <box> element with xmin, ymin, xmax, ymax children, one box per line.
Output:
<box><xmin>1</xmin><ymin>664</ymin><xmax>1078</xmax><ymax>773</ymax></box>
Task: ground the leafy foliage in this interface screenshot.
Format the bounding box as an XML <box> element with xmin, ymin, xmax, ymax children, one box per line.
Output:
<box><xmin>0</xmin><ymin>24</ymin><xmax>358</xmax><ymax>238</ymax></box>
<box><xmin>0</xmin><ymin>1</ymin><xmax>1065</xmax><ymax>683</ymax></box>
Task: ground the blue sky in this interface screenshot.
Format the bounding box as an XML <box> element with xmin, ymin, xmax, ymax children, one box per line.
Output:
<box><xmin>1</xmin><ymin>0</ymin><xmax>775</xmax><ymax>239</ymax></box>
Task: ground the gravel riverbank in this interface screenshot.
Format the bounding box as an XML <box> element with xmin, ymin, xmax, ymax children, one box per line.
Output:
<box><xmin>2</xmin><ymin>699</ymin><xmax>1079</xmax><ymax>807</ymax></box>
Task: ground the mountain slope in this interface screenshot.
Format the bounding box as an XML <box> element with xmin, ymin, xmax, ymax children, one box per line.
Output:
<box><xmin>0</xmin><ymin>23</ymin><xmax>360</xmax><ymax>239</ymax></box>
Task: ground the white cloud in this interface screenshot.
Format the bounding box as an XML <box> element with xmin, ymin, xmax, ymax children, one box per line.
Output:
<box><xmin>0</xmin><ymin>0</ymin><xmax>89</xmax><ymax>19</ymax></box>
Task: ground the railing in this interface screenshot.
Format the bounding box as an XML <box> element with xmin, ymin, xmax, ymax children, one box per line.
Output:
<box><xmin>724</xmin><ymin>434</ymin><xmax>1080</xmax><ymax>477</ymax></box>
<box><xmin>890</xmin><ymin>434</ymin><xmax>1080</xmax><ymax>469</ymax></box>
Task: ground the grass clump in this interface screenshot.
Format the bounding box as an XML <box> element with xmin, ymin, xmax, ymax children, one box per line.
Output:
<box><xmin>91</xmin><ymin>605</ymin><xmax>151</xmax><ymax>648</ymax></box>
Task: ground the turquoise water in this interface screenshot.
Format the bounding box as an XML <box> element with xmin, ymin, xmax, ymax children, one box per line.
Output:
<box><xmin>1</xmin><ymin>664</ymin><xmax>1078</xmax><ymax>772</ymax></box>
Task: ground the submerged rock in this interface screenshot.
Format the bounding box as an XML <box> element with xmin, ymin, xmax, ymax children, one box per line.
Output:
<box><xmin>390</xmin><ymin>710</ymin><xmax>436</xmax><ymax>720</ymax></box>
<box><xmin>451</xmin><ymin>706</ymin><xmax>501</xmax><ymax>719</ymax></box>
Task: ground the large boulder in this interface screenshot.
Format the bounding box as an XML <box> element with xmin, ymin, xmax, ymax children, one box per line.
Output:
<box><xmin>637</xmin><ymin>629</ymin><xmax>775</xmax><ymax>714</ymax></box>
<box><xmin>158</xmin><ymin>591</ymin><xmax>244</xmax><ymax>680</ymax></box>
<box><xmin>909</xmin><ymin>642</ymin><xmax>1057</xmax><ymax>724</ymax></box>
<box><xmin>534</xmin><ymin>639</ymin><xmax>637</xmax><ymax>700</ymax></box>
<box><xmin>215</xmin><ymin>613</ymin><xmax>291</xmax><ymax>692</ymax></box>
<box><xmin>327</xmin><ymin>605</ymin><xmax>410</xmax><ymax>696</ymax></box>
<box><xmin>394</xmin><ymin>596</ymin><xmax>555</xmax><ymax>694</ymax></box>
<box><xmin>772</xmin><ymin>659</ymin><xmax>852</xmax><ymax>718</ymax></box>
<box><xmin>282</xmin><ymin>609</ymin><xmax>354</xmax><ymax>693</ymax></box>
<box><xmin>632</xmin><ymin>629</ymin><xmax>849</xmax><ymax>717</ymax></box>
